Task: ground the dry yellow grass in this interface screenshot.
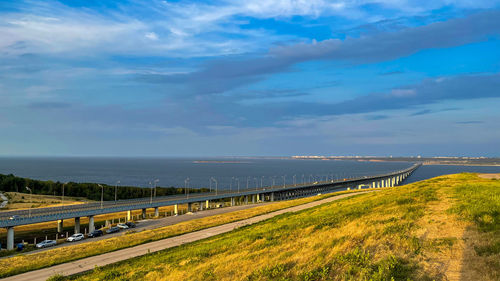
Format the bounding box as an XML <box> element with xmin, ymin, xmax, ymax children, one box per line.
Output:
<box><xmin>1</xmin><ymin>192</ymin><xmax>89</xmax><ymax>210</ymax></box>
<box><xmin>69</xmin><ymin>173</ymin><xmax>500</xmax><ymax>281</ymax></box>
<box><xmin>0</xmin><ymin>189</ymin><xmax>364</xmax><ymax>278</ymax></box>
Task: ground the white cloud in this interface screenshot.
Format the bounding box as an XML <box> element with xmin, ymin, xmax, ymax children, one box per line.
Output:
<box><xmin>145</xmin><ymin>32</ymin><xmax>159</xmax><ymax>40</ymax></box>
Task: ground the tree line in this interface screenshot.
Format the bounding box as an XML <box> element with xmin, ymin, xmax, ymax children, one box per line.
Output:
<box><xmin>0</xmin><ymin>173</ymin><xmax>209</xmax><ymax>201</ymax></box>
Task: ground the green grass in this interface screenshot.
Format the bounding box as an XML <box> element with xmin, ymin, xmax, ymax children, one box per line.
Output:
<box><xmin>0</xmin><ymin>189</ymin><xmax>366</xmax><ymax>278</ymax></box>
<box><xmin>66</xmin><ymin>173</ymin><xmax>499</xmax><ymax>281</ymax></box>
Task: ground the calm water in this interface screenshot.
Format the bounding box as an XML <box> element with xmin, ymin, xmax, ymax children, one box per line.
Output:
<box><xmin>0</xmin><ymin>157</ymin><xmax>498</xmax><ymax>190</ymax></box>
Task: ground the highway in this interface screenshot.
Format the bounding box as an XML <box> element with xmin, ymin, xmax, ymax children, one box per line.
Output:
<box><xmin>0</xmin><ymin>191</ymin><xmax>371</xmax><ymax>281</ymax></box>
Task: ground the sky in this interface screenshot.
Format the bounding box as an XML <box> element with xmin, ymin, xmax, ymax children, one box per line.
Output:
<box><xmin>0</xmin><ymin>0</ymin><xmax>499</xmax><ymax>157</ymax></box>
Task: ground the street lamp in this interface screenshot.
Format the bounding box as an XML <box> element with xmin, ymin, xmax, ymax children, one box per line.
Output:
<box><xmin>302</xmin><ymin>174</ymin><xmax>304</xmax><ymax>184</ymax></box>
<box><xmin>230</xmin><ymin>177</ymin><xmax>234</xmax><ymax>192</ymax></box>
<box><xmin>246</xmin><ymin>176</ymin><xmax>250</xmax><ymax>189</ymax></box>
<box><xmin>98</xmin><ymin>184</ymin><xmax>104</xmax><ymax>209</ymax></box>
<box><xmin>293</xmin><ymin>175</ymin><xmax>296</xmax><ymax>186</ymax></box>
<box><xmin>115</xmin><ymin>180</ymin><xmax>120</xmax><ymax>204</ymax></box>
<box><xmin>185</xmin><ymin>178</ymin><xmax>190</xmax><ymax>199</ymax></box>
<box><xmin>26</xmin><ymin>186</ymin><xmax>32</xmax><ymax>218</ymax></box>
<box><xmin>260</xmin><ymin>176</ymin><xmax>264</xmax><ymax>189</ymax></box>
<box><xmin>211</xmin><ymin>177</ymin><xmax>218</xmax><ymax>195</ymax></box>
<box><xmin>272</xmin><ymin>176</ymin><xmax>276</xmax><ymax>187</ymax></box>
<box><xmin>254</xmin><ymin>177</ymin><xmax>258</xmax><ymax>190</ymax></box>
<box><xmin>154</xmin><ymin>179</ymin><xmax>159</xmax><ymax>198</ymax></box>
<box><xmin>282</xmin><ymin>175</ymin><xmax>286</xmax><ymax>188</ymax></box>
<box><xmin>236</xmin><ymin>178</ymin><xmax>240</xmax><ymax>193</ymax></box>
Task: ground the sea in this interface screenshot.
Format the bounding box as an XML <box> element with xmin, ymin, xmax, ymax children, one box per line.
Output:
<box><xmin>0</xmin><ymin>157</ymin><xmax>499</xmax><ymax>190</ymax></box>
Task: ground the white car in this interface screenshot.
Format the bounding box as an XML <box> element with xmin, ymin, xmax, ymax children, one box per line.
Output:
<box><xmin>117</xmin><ymin>223</ymin><xmax>129</xmax><ymax>229</ymax></box>
<box><xmin>36</xmin><ymin>240</ymin><xmax>57</xmax><ymax>248</ymax></box>
<box><xmin>66</xmin><ymin>233</ymin><xmax>85</xmax><ymax>242</ymax></box>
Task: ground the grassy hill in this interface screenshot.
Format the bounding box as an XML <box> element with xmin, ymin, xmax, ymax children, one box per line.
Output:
<box><xmin>66</xmin><ymin>173</ymin><xmax>499</xmax><ymax>281</ymax></box>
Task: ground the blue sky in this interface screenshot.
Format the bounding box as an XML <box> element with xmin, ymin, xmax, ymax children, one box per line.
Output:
<box><xmin>0</xmin><ymin>0</ymin><xmax>499</xmax><ymax>157</ymax></box>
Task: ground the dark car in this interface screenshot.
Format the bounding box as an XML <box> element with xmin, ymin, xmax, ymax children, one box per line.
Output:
<box><xmin>87</xmin><ymin>229</ymin><xmax>103</xmax><ymax>238</ymax></box>
<box><xmin>125</xmin><ymin>222</ymin><xmax>136</xmax><ymax>228</ymax></box>
<box><xmin>106</xmin><ymin>226</ymin><xmax>120</xmax><ymax>234</ymax></box>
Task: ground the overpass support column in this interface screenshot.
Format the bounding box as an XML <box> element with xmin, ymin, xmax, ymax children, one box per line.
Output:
<box><xmin>154</xmin><ymin>207</ymin><xmax>159</xmax><ymax>217</ymax></box>
<box><xmin>231</xmin><ymin>197</ymin><xmax>235</xmax><ymax>206</ymax></box>
<box><xmin>74</xmin><ymin>217</ymin><xmax>81</xmax><ymax>234</ymax></box>
<box><xmin>271</xmin><ymin>192</ymin><xmax>274</xmax><ymax>202</ymax></box>
<box><xmin>88</xmin><ymin>216</ymin><xmax>95</xmax><ymax>233</ymax></box>
<box><xmin>127</xmin><ymin>210</ymin><xmax>132</xmax><ymax>221</ymax></box>
<box><xmin>257</xmin><ymin>194</ymin><xmax>260</xmax><ymax>202</ymax></box>
<box><xmin>174</xmin><ymin>204</ymin><xmax>178</xmax><ymax>215</ymax></box>
<box><xmin>205</xmin><ymin>200</ymin><xmax>209</xmax><ymax>209</ymax></box>
<box><xmin>252</xmin><ymin>195</ymin><xmax>255</xmax><ymax>203</ymax></box>
<box><xmin>57</xmin><ymin>219</ymin><xmax>64</xmax><ymax>233</ymax></box>
<box><xmin>142</xmin><ymin>208</ymin><xmax>147</xmax><ymax>219</ymax></box>
<box><xmin>6</xmin><ymin>226</ymin><xmax>14</xmax><ymax>250</ymax></box>
<box><xmin>199</xmin><ymin>202</ymin><xmax>204</xmax><ymax>211</ymax></box>
<box><xmin>244</xmin><ymin>195</ymin><xmax>248</xmax><ymax>204</ymax></box>
<box><xmin>187</xmin><ymin>203</ymin><xmax>192</xmax><ymax>212</ymax></box>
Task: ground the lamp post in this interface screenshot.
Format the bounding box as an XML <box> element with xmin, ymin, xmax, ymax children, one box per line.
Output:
<box><xmin>282</xmin><ymin>175</ymin><xmax>286</xmax><ymax>188</ymax></box>
<box><xmin>98</xmin><ymin>184</ymin><xmax>104</xmax><ymax>209</ymax></box>
<box><xmin>154</xmin><ymin>179</ymin><xmax>159</xmax><ymax>198</ymax></box>
<box><xmin>302</xmin><ymin>174</ymin><xmax>304</xmax><ymax>184</ymax></box>
<box><xmin>254</xmin><ymin>177</ymin><xmax>258</xmax><ymax>190</ymax></box>
<box><xmin>149</xmin><ymin>181</ymin><xmax>153</xmax><ymax>204</ymax></box>
<box><xmin>115</xmin><ymin>180</ymin><xmax>120</xmax><ymax>204</ymax></box>
<box><xmin>230</xmin><ymin>177</ymin><xmax>234</xmax><ymax>192</ymax></box>
<box><xmin>293</xmin><ymin>175</ymin><xmax>296</xmax><ymax>186</ymax></box>
<box><xmin>246</xmin><ymin>176</ymin><xmax>249</xmax><ymax>190</ymax></box>
<box><xmin>236</xmin><ymin>178</ymin><xmax>240</xmax><ymax>193</ymax></box>
<box><xmin>26</xmin><ymin>186</ymin><xmax>32</xmax><ymax>218</ymax></box>
<box><xmin>260</xmin><ymin>176</ymin><xmax>264</xmax><ymax>189</ymax></box>
<box><xmin>272</xmin><ymin>176</ymin><xmax>276</xmax><ymax>187</ymax></box>
<box><xmin>185</xmin><ymin>178</ymin><xmax>190</xmax><ymax>199</ymax></box>
<box><xmin>211</xmin><ymin>177</ymin><xmax>218</xmax><ymax>195</ymax></box>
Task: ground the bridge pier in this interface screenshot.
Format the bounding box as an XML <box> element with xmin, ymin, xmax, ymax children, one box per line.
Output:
<box><xmin>271</xmin><ymin>192</ymin><xmax>274</xmax><ymax>202</ymax></box>
<box><xmin>6</xmin><ymin>226</ymin><xmax>14</xmax><ymax>250</ymax></box>
<box><xmin>206</xmin><ymin>200</ymin><xmax>209</xmax><ymax>209</ymax></box>
<box><xmin>141</xmin><ymin>208</ymin><xmax>147</xmax><ymax>219</ymax></box>
<box><xmin>154</xmin><ymin>207</ymin><xmax>159</xmax><ymax>217</ymax></box>
<box><xmin>251</xmin><ymin>195</ymin><xmax>255</xmax><ymax>203</ymax></box>
<box><xmin>187</xmin><ymin>203</ymin><xmax>192</xmax><ymax>212</ymax></box>
<box><xmin>74</xmin><ymin>217</ymin><xmax>81</xmax><ymax>234</ymax></box>
<box><xmin>230</xmin><ymin>197</ymin><xmax>235</xmax><ymax>206</ymax></box>
<box><xmin>88</xmin><ymin>215</ymin><xmax>95</xmax><ymax>233</ymax></box>
<box><xmin>57</xmin><ymin>219</ymin><xmax>64</xmax><ymax>233</ymax></box>
<box><xmin>174</xmin><ymin>204</ymin><xmax>178</xmax><ymax>215</ymax></box>
<box><xmin>199</xmin><ymin>202</ymin><xmax>203</xmax><ymax>211</ymax></box>
<box><xmin>127</xmin><ymin>210</ymin><xmax>132</xmax><ymax>221</ymax></box>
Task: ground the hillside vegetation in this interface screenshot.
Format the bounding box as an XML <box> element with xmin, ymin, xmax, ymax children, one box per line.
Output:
<box><xmin>69</xmin><ymin>173</ymin><xmax>499</xmax><ymax>281</ymax></box>
<box><xmin>0</xmin><ymin>173</ymin><xmax>208</xmax><ymax>202</ymax></box>
<box><xmin>0</xmin><ymin>189</ymin><xmax>363</xmax><ymax>278</ymax></box>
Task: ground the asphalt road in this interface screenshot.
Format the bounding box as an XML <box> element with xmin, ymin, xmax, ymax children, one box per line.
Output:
<box><xmin>1</xmin><ymin>201</ymin><xmax>274</xmax><ymax>258</ymax></box>
<box><xmin>0</xmin><ymin>191</ymin><xmax>369</xmax><ymax>281</ymax></box>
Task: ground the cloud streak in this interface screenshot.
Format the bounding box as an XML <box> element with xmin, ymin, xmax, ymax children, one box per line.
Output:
<box><xmin>140</xmin><ymin>10</ymin><xmax>500</xmax><ymax>96</ymax></box>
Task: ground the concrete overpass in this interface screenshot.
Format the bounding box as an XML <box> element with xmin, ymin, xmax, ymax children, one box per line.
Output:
<box><xmin>0</xmin><ymin>163</ymin><xmax>420</xmax><ymax>250</ymax></box>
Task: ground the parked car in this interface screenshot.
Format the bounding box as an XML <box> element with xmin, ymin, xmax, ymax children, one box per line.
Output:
<box><xmin>9</xmin><ymin>215</ymin><xmax>21</xmax><ymax>220</ymax></box>
<box><xmin>125</xmin><ymin>222</ymin><xmax>136</xmax><ymax>228</ymax></box>
<box><xmin>106</xmin><ymin>226</ymin><xmax>120</xmax><ymax>234</ymax></box>
<box><xmin>36</xmin><ymin>240</ymin><xmax>57</xmax><ymax>248</ymax></box>
<box><xmin>66</xmin><ymin>233</ymin><xmax>85</xmax><ymax>242</ymax></box>
<box><xmin>117</xmin><ymin>223</ymin><xmax>129</xmax><ymax>229</ymax></box>
<box><xmin>87</xmin><ymin>229</ymin><xmax>103</xmax><ymax>238</ymax></box>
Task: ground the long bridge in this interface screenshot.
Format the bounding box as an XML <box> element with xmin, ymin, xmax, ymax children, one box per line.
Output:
<box><xmin>0</xmin><ymin>163</ymin><xmax>420</xmax><ymax>250</ymax></box>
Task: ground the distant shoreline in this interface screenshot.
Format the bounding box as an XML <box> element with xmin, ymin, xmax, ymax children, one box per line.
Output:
<box><xmin>193</xmin><ymin>161</ymin><xmax>252</xmax><ymax>164</ymax></box>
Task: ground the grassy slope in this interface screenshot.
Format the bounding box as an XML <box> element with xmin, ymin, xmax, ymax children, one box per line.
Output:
<box><xmin>1</xmin><ymin>192</ymin><xmax>90</xmax><ymax>210</ymax></box>
<box><xmin>68</xmin><ymin>173</ymin><xmax>499</xmax><ymax>281</ymax></box>
<box><xmin>0</xmin><ymin>189</ymin><xmax>363</xmax><ymax>278</ymax></box>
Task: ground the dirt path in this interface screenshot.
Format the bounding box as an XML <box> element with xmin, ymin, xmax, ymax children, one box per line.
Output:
<box><xmin>1</xmin><ymin>192</ymin><xmax>368</xmax><ymax>281</ymax></box>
